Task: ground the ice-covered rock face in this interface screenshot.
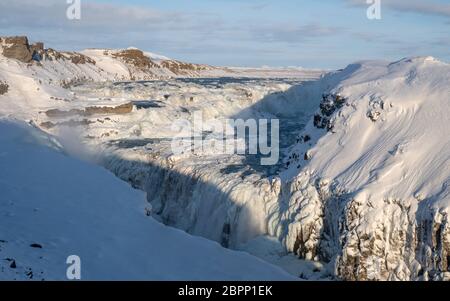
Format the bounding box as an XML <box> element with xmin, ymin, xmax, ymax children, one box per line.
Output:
<box><xmin>279</xmin><ymin>57</ymin><xmax>450</xmax><ymax>280</ymax></box>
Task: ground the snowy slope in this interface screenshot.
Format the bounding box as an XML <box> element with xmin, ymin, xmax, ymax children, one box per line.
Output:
<box><xmin>275</xmin><ymin>57</ymin><xmax>450</xmax><ymax>280</ymax></box>
<box><xmin>0</xmin><ymin>119</ymin><xmax>294</xmax><ymax>280</ymax></box>
<box><xmin>143</xmin><ymin>50</ymin><xmax>171</xmax><ymax>62</ymax></box>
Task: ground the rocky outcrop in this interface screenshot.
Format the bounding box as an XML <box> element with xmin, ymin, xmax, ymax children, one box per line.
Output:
<box><xmin>0</xmin><ymin>36</ymin><xmax>33</xmax><ymax>63</ymax></box>
<box><xmin>111</xmin><ymin>49</ymin><xmax>159</xmax><ymax>69</ymax></box>
<box><xmin>275</xmin><ymin>174</ymin><xmax>450</xmax><ymax>281</ymax></box>
<box><xmin>39</xmin><ymin>48</ymin><xmax>96</xmax><ymax>65</ymax></box>
<box><xmin>160</xmin><ymin>60</ymin><xmax>210</xmax><ymax>75</ymax></box>
<box><xmin>1</xmin><ymin>36</ymin><xmax>96</xmax><ymax>67</ymax></box>
<box><xmin>102</xmin><ymin>48</ymin><xmax>213</xmax><ymax>77</ymax></box>
<box><xmin>313</xmin><ymin>94</ymin><xmax>347</xmax><ymax>131</ymax></box>
<box><xmin>68</xmin><ymin>52</ymin><xmax>96</xmax><ymax>65</ymax></box>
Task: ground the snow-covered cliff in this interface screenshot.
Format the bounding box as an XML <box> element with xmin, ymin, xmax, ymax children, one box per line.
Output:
<box><xmin>1</xmin><ymin>35</ymin><xmax>449</xmax><ymax>281</ymax></box>
<box><xmin>277</xmin><ymin>57</ymin><xmax>450</xmax><ymax>280</ymax></box>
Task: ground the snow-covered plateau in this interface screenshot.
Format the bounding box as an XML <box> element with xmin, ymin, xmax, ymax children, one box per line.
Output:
<box><xmin>0</xmin><ymin>36</ymin><xmax>449</xmax><ymax>281</ymax></box>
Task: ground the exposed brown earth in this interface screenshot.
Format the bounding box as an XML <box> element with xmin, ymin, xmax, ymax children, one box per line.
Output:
<box><xmin>107</xmin><ymin>48</ymin><xmax>214</xmax><ymax>76</ymax></box>
<box><xmin>41</xmin><ymin>48</ymin><xmax>96</xmax><ymax>65</ymax></box>
<box><xmin>67</xmin><ymin>52</ymin><xmax>96</xmax><ymax>65</ymax></box>
<box><xmin>45</xmin><ymin>102</ymin><xmax>133</xmax><ymax>118</ymax></box>
<box><xmin>111</xmin><ymin>49</ymin><xmax>159</xmax><ymax>69</ymax></box>
<box><xmin>160</xmin><ymin>60</ymin><xmax>210</xmax><ymax>74</ymax></box>
<box><xmin>85</xmin><ymin>102</ymin><xmax>133</xmax><ymax>115</ymax></box>
<box><xmin>40</xmin><ymin>119</ymin><xmax>95</xmax><ymax>129</ymax></box>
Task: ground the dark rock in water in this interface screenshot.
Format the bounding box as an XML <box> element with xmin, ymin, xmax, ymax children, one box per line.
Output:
<box><xmin>133</xmin><ymin>100</ymin><xmax>165</xmax><ymax>109</ymax></box>
<box><xmin>30</xmin><ymin>243</ymin><xmax>43</xmax><ymax>249</ymax></box>
<box><xmin>221</xmin><ymin>223</ymin><xmax>231</xmax><ymax>248</ymax></box>
<box><xmin>26</xmin><ymin>270</ymin><xmax>33</xmax><ymax>279</ymax></box>
<box><xmin>313</xmin><ymin>114</ymin><xmax>324</xmax><ymax>129</ymax></box>
<box><xmin>0</xmin><ymin>81</ymin><xmax>8</xmax><ymax>95</ymax></box>
<box><xmin>304</xmin><ymin>151</ymin><xmax>311</xmax><ymax>161</ymax></box>
<box><xmin>10</xmin><ymin>260</ymin><xmax>16</xmax><ymax>269</ymax></box>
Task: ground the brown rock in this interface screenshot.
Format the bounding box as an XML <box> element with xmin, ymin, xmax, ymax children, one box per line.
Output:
<box><xmin>160</xmin><ymin>59</ymin><xmax>209</xmax><ymax>74</ymax></box>
<box><xmin>31</xmin><ymin>42</ymin><xmax>44</xmax><ymax>51</ymax></box>
<box><xmin>43</xmin><ymin>48</ymin><xmax>64</xmax><ymax>61</ymax></box>
<box><xmin>1</xmin><ymin>36</ymin><xmax>33</xmax><ymax>63</ymax></box>
<box><xmin>84</xmin><ymin>102</ymin><xmax>133</xmax><ymax>115</ymax></box>
<box><xmin>45</xmin><ymin>102</ymin><xmax>133</xmax><ymax>117</ymax></box>
<box><xmin>68</xmin><ymin>52</ymin><xmax>96</xmax><ymax>65</ymax></box>
<box><xmin>111</xmin><ymin>49</ymin><xmax>159</xmax><ymax>69</ymax></box>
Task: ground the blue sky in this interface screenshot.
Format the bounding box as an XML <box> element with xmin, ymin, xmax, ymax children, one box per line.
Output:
<box><xmin>0</xmin><ymin>0</ymin><xmax>449</xmax><ymax>69</ymax></box>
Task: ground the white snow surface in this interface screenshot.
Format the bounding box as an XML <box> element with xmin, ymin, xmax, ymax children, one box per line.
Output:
<box><xmin>285</xmin><ymin>57</ymin><xmax>450</xmax><ymax>201</ymax></box>
<box><xmin>0</xmin><ymin>119</ymin><xmax>294</xmax><ymax>280</ymax></box>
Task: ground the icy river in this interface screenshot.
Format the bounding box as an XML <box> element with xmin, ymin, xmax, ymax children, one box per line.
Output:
<box><xmin>59</xmin><ymin>76</ymin><xmax>330</xmax><ymax>279</ymax></box>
